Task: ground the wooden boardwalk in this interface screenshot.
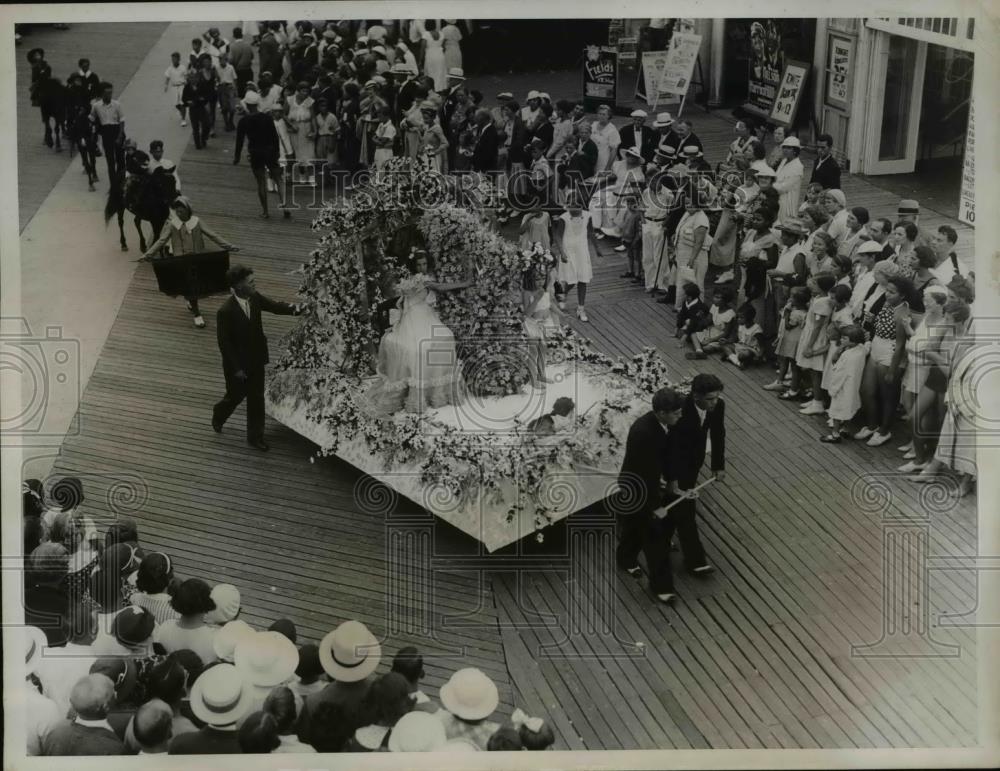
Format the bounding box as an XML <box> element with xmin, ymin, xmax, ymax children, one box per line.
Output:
<box><xmin>27</xmin><ymin>37</ymin><xmax>977</xmax><ymax>750</ymax></box>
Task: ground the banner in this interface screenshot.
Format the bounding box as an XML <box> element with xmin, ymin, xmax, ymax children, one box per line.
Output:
<box><xmin>658</xmin><ymin>31</ymin><xmax>702</xmax><ymax>97</ymax></box>
<box><xmin>769</xmin><ymin>60</ymin><xmax>810</xmax><ymax>127</ymax></box>
<box><xmin>583</xmin><ymin>46</ymin><xmax>618</xmax><ymax>110</ymax></box>
<box><xmin>958</xmin><ymin>96</ymin><xmax>974</xmax><ymax>226</ymax></box>
<box><xmin>826</xmin><ymin>35</ymin><xmax>852</xmax><ymax>108</ymax></box>
<box><xmin>635</xmin><ymin>50</ymin><xmax>670</xmax><ymax>104</ymax></box>
<box><xmin>745</xmin><ymin>19</ymin><xmax>786</xmax><ymax>116</ymax></box>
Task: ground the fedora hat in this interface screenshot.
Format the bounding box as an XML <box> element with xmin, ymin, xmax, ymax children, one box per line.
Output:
<box><xmin>388</xmin><ymin>711</ymin><xmax>447</xmax><ymax>752</ymax></box>
<box><xmin>319</xmin><ymin>621</ymin><xmax>381</xmax><ymax>682</ymax></box>
<box><xmin>897</xmin><ymin>198</ymin><xmax>920</xmax><ymax>214</ymax></box>
<box><xmin>212</xmin><ymin>619</ymin><xmax>256</xmax><ymax>662</ymax></box>
<box><xmin>189</xmin><ymin>663</ymin><xmax>254</xmax><ymax>726</ymax></box>
<box><xmin>439</xmin><ymin>667</ymin><xmax>499</xmax><ymax>720</ymax></box>
<box><xmin>776</xmin><ymin>218</ymin><xmax>809</xmax><ymax>237</ymax></box>
<box><xmin>448</xmin><ymin>67</ymin><xmax>465</xmax><ymax>79</ymax></box>
<box><xmin>25</xmin><ymin>626</ymin><xmax>48</xmax><ymax>676</ymax></box>
<box><xmin>652</xmin><ymin>112</ymin><xmax>674</xmax><ymax>128</ymax></box>
<box><xmin>780</xmin><ymin>136</ymin><xmax>801</xmax><ymax>148</ymax></box>
<box><xmin>371</xmin><ymin>45</ymin><xmax>387</xmax><ymax>56</ymax></box>
<box><xmin>653</xmin><ymin>146</ymin><xmax>676</xmax><ymax>161</ymax></box>
<box><xmin>234</xmin><ymin>631</ymin><xmax>299</xmax><ymax>687</ymax></box>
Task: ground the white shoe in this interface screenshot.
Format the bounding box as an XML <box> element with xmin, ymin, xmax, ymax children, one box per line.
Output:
<box><xmin>557</xmin><ymin>300</ymin><xmax>566</xmax><ymax>311</ymax></box>
<box><xmin>613</xmin><ymin>244</ymin><xmax>627</xmax><ymax>252</ymax></box>
<box><xmin>853</xmin><ymin>427</ymin><xmax>875</xmax><ymax>441</ymax></box>
<box><xmin>181</xmin><ymin>120</ymin><xmax>187</xmax><ymax>127</ymax></box>
<box><xmin>903</xmin><ymin>449</ymin><xmax>917</xmax><ymax>459</ymax></box>
<box><xmin>898</xmin><ymin>461</ymin><xmax>926</xmax><ymax>473</ymax></box>
<box><xmin>577</xmin><ymin>307</ymin><xmax>589</xmax><ymax>322</ymax></box>
<box><xmin>826</xmin><ymin>417</ymin><xmax>835</xmax><ymax>428</ymax></box>
<box><xmin>193</xmin><ymin>315</ymin><xmax>206</xmax><ymax>328</ymax></box>
<box><xmin>762</xmin><ymin>380</ymin><xmax>785</xmax><ymax>391</ymax></box>
<box><xmin>897</xmin><ymin>441</ymin><xmax>913</xmax><ymax>452</ymax></box>
<box><xmin>867</xmin><ymin>431</ymin><xmax>892</xmax><ymax>447</ymax></box>
<box><xmin>800</xmin><ymin>401</ymin><xmax>825</xmax><ymax>416</ymax></box>
<box><xmin>594</xmin><ymin>232</ymin><xmax>605</xmax><ymax>240</ymax></box>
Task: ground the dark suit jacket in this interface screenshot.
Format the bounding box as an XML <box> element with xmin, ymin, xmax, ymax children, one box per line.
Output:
<box><xmin>670</xmin><ymin>396</ymin><xmax>726</xmax><ymax>489</ymax></box>
<box><xmin>216</xmin><ymin>292</ymin><xmax>296</xmax><ymax>377</ymax></box>
<box><xmin>810</xmin><ymin>155</ymin><xmax>841</xmax><ymax>190</ymax></box>
<box><xmin>565</xmin><ymin>139</ymin><xmax>598</xmax><ymax>180</ymax></box>
<box><xmin>619</xmin><ymin>124</ymin><xmax>657</xmax><ymax>163</ymax></box>
<box><xmin>472</xmin><ymin>122</ymin><xmax>499</xmax><ymax>172</ymax></box>
<box><xmin>618</xmin><ymin>411</ymin><xmax>672</xmax><ymax>515</ymax></box>
<box><xmin>660</xmin><ymin>130</ymin><xmax>704</xmax><ymax>156</ymax></box>
<box><xmin>168</xmin><ymin>726</ymin><xmax>242</xmax><ymax>754</ymax></box>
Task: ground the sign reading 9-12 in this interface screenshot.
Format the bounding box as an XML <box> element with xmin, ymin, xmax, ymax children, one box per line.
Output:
<box><xmin>583</xmin><ymin>46</ymin><xmax>618</xmax><ymax>109</ymax></box>
<box><xmin>769</xmin><ymin>60</ymin><xmax>810</xmax><ymax>128</ymax></box>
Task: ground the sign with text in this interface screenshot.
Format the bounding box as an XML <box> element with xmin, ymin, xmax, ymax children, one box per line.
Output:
<box><xmin>745</xmin><ymin>19</ymin><xmax>785</xmax><ymax>116</ymax></box>
<box><xmin>617</xmin><ymin>35</ymin><xmax>638</xmax><ymax>64</ymax></box>
<box><xmin>826</xmin><ymin>35</ymin><xmax>852</xmax><ymax>108</ymax></box>
<box><xmin>769</xmin><ymin>59</ymin><xmax>810</xmax><ymax>127</ymax></box>
<box><xmin>658</xmin><ymin>31</ymin><xmax>702</xmax><ymax>97</ymax></box>
<box><xmin>635</xmin><ymin>50</ymin><xmax>670</xmax><ymax>104</ymax></box>
<box><xmin>959</xmin><ymin>96</ymin><xmax>974</xmax><ymax>226</ymax></box>
<box><xmin>583</xmin><ymin>46</ymin><xmax>618</xmax><ymax>110</ymax></box>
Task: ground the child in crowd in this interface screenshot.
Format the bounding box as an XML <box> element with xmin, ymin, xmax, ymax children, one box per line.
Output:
<box><xmin>686</xmin><ymin>286</ymin><xmax>737</xmax><ymax>360</ymax></box>
<box><xmin>518</xmin><ymin>206</ymin><xmax>552</xmax><ymax>251</ymax></box>
<box><xmin>313</xmin><ymin>98</ymin><xmax>340</xmax><ymax>176</ymax></box>
<box><xmin>675</xmin><ymin>283</ymin><xmax>709</xmax><ymax>345</ymax></box>
<box><xmin>819</xmin><ymin>284</ymin><xmax>856</xmax><ymax>414</ymax></box>
<box><xmin>616</xmin><ymin>194</ymin><xmax>644</xmax><ymax>283</ymax></box>
<box><xmin>391</xmin><ymin>646</ymin><xmax>437</xmax><ymax>713</ymax></box>
<box><xmin>797</xmin><ymin>182</ymin><xmax>824</xmax><ymax>216</ymax></box>
<box><xmin>721</xmin><ymin>305</ymin><xmax>764</xmax><ymax>369</ymax></box>
<box><xmin>821</xmin><ymin>324</ymin><xmax>867</xmax><ymax>442</ymax></box>
<box><xmin>789</xmin><ymin>273</ymin><xmax>836</xmax><ymax>413</ymax></box>
<box><xmin>271</xmin><ymin>105</ymin><xmax>294</xmax><ymax>192</ymax></box>
<box><xmin>513</xmin><ymin>711</ymin><xmax>556</xmax><ymax>750</ymax></box>
<box><xmin>765</xmin><ymin>286</ymin><xmax>810</xmax><ymax>393</ymax></box>
<box><xmin>290</xmin><ymin>644</ymin><xmax>327</xmax><ymax>699</ymax></box>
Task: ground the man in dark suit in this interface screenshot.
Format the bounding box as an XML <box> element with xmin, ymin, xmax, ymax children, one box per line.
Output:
<box><xmin>809</xmin><ymin>133</ymin><xmax>841</xmax><ymax>191</ymax></box>
<box><xmin>618</xmin><ymin>109</ymin><xmax>657</xmax><ymax>164</ymax></box>
<box><xmin>667</xmin><ymin>373</ymin><xmax>726</xmax><ymax>577</ymax></box>
<box><xmin>615</xmin><ymin>387</ymin><xmax>685</xmax><ymax>604</ymax></box>
<box><xmin>660</xmin><ymin>118</ymin><xmax>704</xmax><ymax>157</ymax></box>
<box><xmin>212</xmin><ymin>265</ymin><xmax>299</xmax><ymax>451</ymax></box>
<box><xmin>471</xmin><ymin>108</ymin><xmax>499</xmax><ymax>175</ymax></box>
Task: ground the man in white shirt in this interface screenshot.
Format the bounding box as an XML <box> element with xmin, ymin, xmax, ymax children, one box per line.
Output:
<box><xmin>203</xmin><ymin>27</ymin><xmax>230</xmax><ymax>66</ymax></box>
<box><xmin>163</xmin><ymin>51</ymin><xmax>189</xmax><ymax>126</ymax></box>
<box><xmin>930</xmin><ymin>224</ymin><xmax>962</xmax><ymax>284</ymax></box>
<box><xmin>215</xmin><ymin>51</ymin><xmax>237</xmax><ymax>131</ymax></box>
<box><xmin>148</xmin><ymin>140</ymin><xmax>181</xmax><ymax>191</ymax></box>
<box><xmin>773</xmin><ymin>136</ymin><xmax>804</xmax><ymax>224</ymax></box>
<box><xmin>822</xmin><ymin>188</ymin><xmax>850</xmax><ymax>245</ymax></box>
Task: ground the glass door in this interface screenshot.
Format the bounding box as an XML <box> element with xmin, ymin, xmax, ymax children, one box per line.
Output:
<box><xmin>864</xmin><ymin>32</ymin><xmax>927</xmax><ymax>174</ymax></box>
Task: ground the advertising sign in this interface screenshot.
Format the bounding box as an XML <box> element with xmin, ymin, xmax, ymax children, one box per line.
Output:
<box><xmin>958</xmin><ymin>96</ymin><xmax>974</xmax><ymax>226</ymax></box>
<box><xmin>583</xmin><ymin>46</ymin><xmax>618</xmax><ymax>110</ymax></box>
<box><xmin>769</xmin><ymin>60</ymin><xmax>810</xmax><ymax>127</ymax></box>
<box><xmin>745</xmin><ymin>19</ymin><xmax>785</xmax><ymax>116</ymax></box>
<box><xmin>658</xmin><ymin>31</ymin><xmax>702</xmax><ymax>97</ymax></box>
<box><xmin>635</xmin><ymin>51</ymin><xmax>669</xmax><ymax>104</ymax></box>
<box><xmin>826</xmin><ymin>35</ymin><xmax>852</xmax><ymax>108</ymax></box>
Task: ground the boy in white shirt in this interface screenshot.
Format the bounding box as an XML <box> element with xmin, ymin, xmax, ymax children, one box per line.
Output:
<box><xmin>163</xmin><ymin>52</ymin><xmax>189</xmax><ymax>126</ymax></box>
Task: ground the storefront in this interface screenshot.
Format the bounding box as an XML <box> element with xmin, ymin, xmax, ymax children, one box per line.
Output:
<box><xmin>814</xmin><ymin>17</ymin><xmax>974</xmax><ymax>221</ymax></box>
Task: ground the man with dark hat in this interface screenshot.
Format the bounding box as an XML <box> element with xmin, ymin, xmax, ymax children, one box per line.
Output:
<box><xmin>212</xmin><ymin>265</ymin><xmax>299</xmax><ymax>451</ymax></box>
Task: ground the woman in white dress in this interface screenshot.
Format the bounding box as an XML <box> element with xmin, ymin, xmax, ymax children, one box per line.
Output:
<box><xmin>671</xmin><ymin>196</ymin><xmax>713</xmax><ymax>310</ymax></box>
<box><xmin>553</xmin><ymin>196</ymin><xmax>597</xmax><ymax>322</ymax></box>
<box><xmin>368</xmin><ymin>251</ymin><xmax>473</xmax><ymax>415</ymax></box>
<box><xmin>589</xmin><ymin>148</ymin><xmax>645</xmax><ymax>238</ymax></box>
<box><xmin>590</xmin><ymin>104</ymin><xmax>621</xmax><ymax>174</ymax></box>
<box><xmin>285</xmin><ymin>81</ymin><xmax>315</xmax><ymax>184</ymax></box>
<box><xmin>421</xmin><ymin>21</ymin><xmax>448</xmax><ymax>92</ymax></box>
<box><xmin>441</xmin><ymin>20</ymin><xmax>463</xmax><ymax>72</ymax></box>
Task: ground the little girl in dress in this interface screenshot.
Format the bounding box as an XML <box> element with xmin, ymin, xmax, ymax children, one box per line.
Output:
<box><xmin>518</xmin><ymin>206</ymin><xmax>552</xmax><ymax>251</ymax></box>
<box><xmin>765</xmin><ymin>286</ymin><xmax>810</xmax><ymax>393</ymax></box>
<box><xmin>821</xmin><ymin>324</ymin><xmax>867</xmax><ymax>442</ymax></box>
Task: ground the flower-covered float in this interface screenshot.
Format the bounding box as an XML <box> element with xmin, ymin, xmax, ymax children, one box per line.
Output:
<box><xmin>266</xmin><ymin>160</ymin><xmax>685</xmax><ymax>550</ymax></box>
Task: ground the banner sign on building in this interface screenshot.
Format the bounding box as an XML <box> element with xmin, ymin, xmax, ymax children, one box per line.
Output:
<box><xmin>826</xmin><ymin>36</ymin><xmax>852</xmax><ymax>107</ymax></box>
<box><xmin>583</xmin><ymin>46</ymin><xmax>619</xmax><ymax>110</ymax></box>
<box><xmin>959</xmin><ymin>95</ymin><xmax>975</xmax><ymax>226</ymax></box>
<box><xmin>658</xmin><ymin>31</ymin><xmax>702</xmax><ymax>97</ymax></box>
<box><xmin>744</xmin><ymin>19</ymin><xmax>786</xmax><ymax>117</ymax></box>
<box><xmin>769</xmin><ymin>60</ymin><xmax>810</xmax><ymax>127</ymax></box>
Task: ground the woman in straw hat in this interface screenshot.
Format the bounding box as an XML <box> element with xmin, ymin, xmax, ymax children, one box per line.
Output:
<box><xmin>168</xmin><ymin>663</ymin><xmax>254</xmax><ymax>754</ymax></box>
<box><xmin>436</xmin><ymin>667</ymin><xmax>501</xmax><ymax>750</ymax></box>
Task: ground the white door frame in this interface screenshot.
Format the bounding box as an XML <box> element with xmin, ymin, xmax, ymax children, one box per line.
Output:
<box><xmin>863</xmin><ymin>31</ymin><xmax>928</xmax><ymax>174</ymax></box>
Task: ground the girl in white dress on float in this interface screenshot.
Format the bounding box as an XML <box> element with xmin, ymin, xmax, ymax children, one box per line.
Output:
<box><xmin>553</xmin><ymin>195</ymin><xmax>597</xmax><ymax>322</ymax></box>
<box><xmin>368</xmin><ymin>250</ymin><xmax>473</xmax><ymax>415</ymax></box>
<box><xmin>521</xmin><ymin>247</ymin><xmax>564</xmax><ymax>388</ymax></box>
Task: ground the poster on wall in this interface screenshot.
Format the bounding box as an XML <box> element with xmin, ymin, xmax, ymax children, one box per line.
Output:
<box><xmin>958</xmin><ymin>95</ymin><xmax>974</xmax><ymax>226</ymax></box>
<box><xmin>769</xmin><ymin>60</ymin><xmax>810</xmax><ymax>127</ymax></box>
<box><xmin>608</xmin><ymin>19</ymin><xmax>625</xmax><ymax>46</ymax></box>
<box><xmin>583</xmin><ymin>46</ymin><xmax>618</xmax><ymax>111</ymax></box>
<box><xmin>658</xmin><ymin>31</ymin><xmax>702</xmax><ymax>97</ymax></box>
<box><xmin>744</xmin><ymin>19</ymin><xmax>786</xmax><ymax>117</ymax></box>
<box><xmin>635</xmin><ymin>51</ymin><xmax>670</xmax><ymax>104</ymax></box>
<box><xmin>826</xmin><ymin>36</ymin><xmax>852</xmax><ymax>108</ymax></box>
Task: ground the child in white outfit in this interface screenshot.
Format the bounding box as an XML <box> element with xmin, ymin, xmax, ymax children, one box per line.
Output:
<box><xmin>821</xmin><ymin>324</ymin><xmax>867</xmax><ymax>442</ymax></box>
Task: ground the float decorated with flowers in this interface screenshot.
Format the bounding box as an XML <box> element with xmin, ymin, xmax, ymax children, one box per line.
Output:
<box><xmin>265</xmin><ymin>160</ymin><xmax>685</xmax><ymax>550</ymax></box>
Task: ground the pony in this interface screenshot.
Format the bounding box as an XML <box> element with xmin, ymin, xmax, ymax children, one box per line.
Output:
<box><xmin>105</xmin><ymin>164</ymin><xmax>177</xmax><ymax>252</ymax></box>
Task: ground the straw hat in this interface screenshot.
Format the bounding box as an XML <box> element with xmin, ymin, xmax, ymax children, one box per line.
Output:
<box><xmin>681</xmin><ymin>145</ymin><xmax>703</xmax><ymax>159</ymax></box>
<box><xmin>189</xmin><ymin>663</ymin><xmax>255</xmax><ymax>726</ymax></box>
<box><xmin>212</xmin><ymin>619</ymin><xmax>256</xmax><ymax>662</ymax></box>
<box><xmin>775</xmin><ymin>218</ymin><xmax>809</xmax><ymax>237</ymax></box>
<box><xmin>439</xmin><ymin>667</ymin><xmax>499</xmax><ymax>720</ymax></box>
<box><xmin>856</xmin><ymin>240</ymin><xmax>885</xmax><ymax>255</ymax></box>
<box><xmin>620</xmin><ymin>146</ymin><xmax>644</xmax><ymax>162</ymax></box>
<box><xmin>319</xmin><ymin>621</ymin><xmax>381</xmax><ymax>682</ymax></box>
<box><xmin>448</xmin><ymin>67</ymin><xmax>465</xmax><ymax>80</ymax></box>
<box><xmin>652</xmin><ymin>112</ymin><xmax>674</xmax><ymax>128</ymax></box>
<box><xmin>897</xmin><ymin>198</ymin><xmax>920</xmax><ymax>215</ymax></box>
<box><xmin>630</xmin><ymin>109</ymin><xmax>648</xmax><ymax>118</ymax></box>
<box><xmin>234</xmin><ymin>631</ymin><xmax>300</xmax><ymax>688</ymax></box>
<box><xmin>780</xmin><ymin>136</ymin><xmax>801</xmax><ymax>148</ymax></box>
<box><xmin>753</xmin><ymin>165</ymin><xmax>777</xmax><ymax>179</ymax></box>
<box><xmin>388</xmin><ymin>711</ymin><xmax>448</xmax><ymax>752</ymax></box>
